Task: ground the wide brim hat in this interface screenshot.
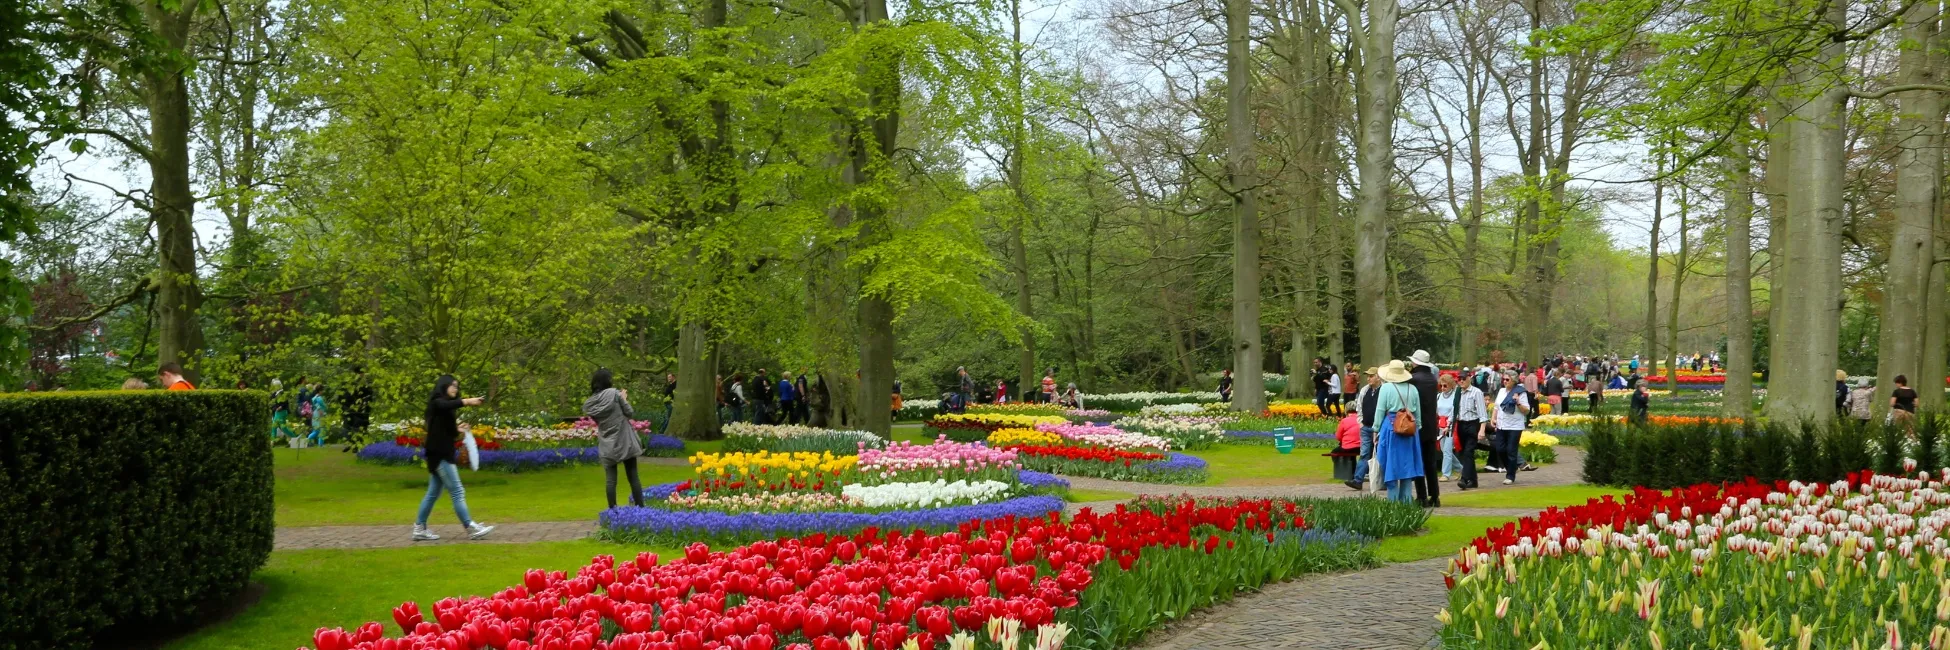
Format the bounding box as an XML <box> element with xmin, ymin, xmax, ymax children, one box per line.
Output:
<box><xmin>1410</xmin><ymin>350</ymin><xmax>1432</xmax><ymax>366</ymax></box>
<box><xmin>1836</xmin><ymin>369</ymin><xmax>1848</xmax><ymax>381</ymax></box>
<box><xmin>1378</xmin><ymin>360</ymin><xmax>1413</xmax><ymax>383</ymax></box>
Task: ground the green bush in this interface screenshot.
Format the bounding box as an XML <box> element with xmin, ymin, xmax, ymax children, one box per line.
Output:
<box><xmin>0</xmin><ymin>390</ymin><xmax>274</xmax><ymax>648</ymax></box>
<box><xmin>1580</xmin><ymin>416</ymin><xmax>1911</xmax><ymax>490</ymax></box>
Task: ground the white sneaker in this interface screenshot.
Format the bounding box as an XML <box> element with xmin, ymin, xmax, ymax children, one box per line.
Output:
<box><xmin>467</xmin><ymin>522</ymin><xmax>496</xmax><ymax>539</ymax></box>
<box><xmin>412</xmin><ymin>525</ymin><xmax>440</xmax><ymax>541</ymax></box>
<box><xmin>1503</xmin><ymin>479</ymin><xmax>1514</xmax><ymax>485</ymax></box>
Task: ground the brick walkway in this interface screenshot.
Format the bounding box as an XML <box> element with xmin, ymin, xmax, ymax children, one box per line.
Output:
<box><xmin>1133</xmin><ymin>558</ymin><xmax>1449</xmax><ymax>649</ymax></box>
<box><xmin>275</xmin><ymin>521</ymin><xmax>597</xmax><ymax>551</ymax></box>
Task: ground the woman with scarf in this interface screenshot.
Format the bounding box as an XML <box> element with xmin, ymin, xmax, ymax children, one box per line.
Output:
<box><xmin>413</xmin><ymin>375</ymin><xmax>494</xmax><ymax>541</ymax></box>
<box><xmin>583</xmin><ymin>368</ymin><xmax>644</xmax><ymax>509</ymax></box>
<box><xmin>1490</xmin><ymin>372</ymin><xmax>1531</xmax><ymax>485</ymax></box>
<box><xmin>1371</xmin><ymin>361</ymin><xmax>1424</xmax><ymax>503</ymax></box>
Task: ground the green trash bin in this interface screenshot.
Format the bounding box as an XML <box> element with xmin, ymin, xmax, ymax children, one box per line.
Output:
<box><xmin>1273</xmin><ymin>426</ymin><xmax>1296</xmax><ymax>454</ymax></box>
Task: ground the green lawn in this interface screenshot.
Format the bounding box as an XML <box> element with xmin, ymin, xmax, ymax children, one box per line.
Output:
<box><xmin>1438</xmin><ymin>484</ymin><xmax>1627</xmax><ymax>510</ymax></box>
<box><xmin>274</xmin><ymin>449</ymin><xmax>698</xmax><ymax>527</ymax></box>
<box><xmin>1373</xmin><ymin>515</ymin><xmax>1516</xmax><ymax>563</ymax></box>
<box><xmin>1189</xmin><ymin>444</ymin><xmax>1338</xmax><ymax>486</ymax></box>
<box><xmin>1065</xmin><ymin>488</ymin><xmax>1135</xmax><ymax>503</ymax></box>
<box><xmin>167</xmin><ymin>539</ymin><xmax>676</xmax><ymax>650</ymax></box>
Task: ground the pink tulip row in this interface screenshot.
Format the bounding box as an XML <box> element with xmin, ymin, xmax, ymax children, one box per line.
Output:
<box><xmin>856</xmin><ymin>437</ymin><xmax>1021</xmax><ymax>475</ymax></box>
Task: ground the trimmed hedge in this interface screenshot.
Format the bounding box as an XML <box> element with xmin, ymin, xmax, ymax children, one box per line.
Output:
<box><xmin>0</xmin><ymin>390</ymin><xmax>274</xmax><ymax>648</ymax></box>
<box><xmin>1580</xmin><ymin>416</ymin><xmax>1918</xmax><ymax>489</ymax></box>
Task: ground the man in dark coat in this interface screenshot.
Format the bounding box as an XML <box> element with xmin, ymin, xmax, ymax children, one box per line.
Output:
<box><xmin>1407</xmin><ymin>350</ymin><xmax>1442</xmax><ymax>507</ymax></box>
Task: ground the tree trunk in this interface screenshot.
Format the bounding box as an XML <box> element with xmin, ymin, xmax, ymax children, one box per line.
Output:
<box><xmin>144</xmin><ymin>0</ymin><xmax>206</xmax><ymax>379</ymax></box>
<box><xmin>851</xmin><ymin>0</ymin><xmax>899</xmax><ymax>436</ymax></box>
<box><xmin>1350</xmin><ymin>0</ymin><xmax>1397</xmax><ymax>367</ymax></box>
<box><xmin>1226</xmin><ymin>0</ymin><xmax>1266</xmax><ymax>411</ymax></box>
<box><xmin>1766</xmin><ymin>2</ymin><xmax>1847</xmax><ymax>423</ymax></box>
<box><xmin>1519</xmin><ymin>0</ymin><xmax>1548</xmax><ymax>366</ymax></box>
<box><xmin>1666</xmin><ymin>184</ymin><xmax>1687</xmax><ymax>392</ymax></box>
<box><xmin>1723</xmin><ymin>135</ymin><xmax>1755</xmax><ymax>419</ymax></box>
<box><xmin>1875</xmin><ymin>1</ymin><xmax>1942</xmax><ymax>415</ymax></box>
<box><xmin>1008</xmin><ymin>0</ymin><xmax>1037</xmax><ymax>396</ymax></box>
<box><xmin>1322</xmin><ymin>106</ymin><xmax>1348</xmax><ymax>368</ymax></box>
<box><xmin>669</xmin><ymin>321</ymin><xmax>722</xmax><ymax>439</ymax></box>
<box><xmin>1283</xmin><ymin>6</ymin><xmax>1320</xmax><ymax>399</ymax></box>
<box><xmin>1763</xmin><ymin>100</ymin><xmax>1791</xmax><ymax>381</ymax></box>
<box><xmin>1642</xmin><ymin>153</ymin><xmax>1662</xmax><ymax>376</ymax></box>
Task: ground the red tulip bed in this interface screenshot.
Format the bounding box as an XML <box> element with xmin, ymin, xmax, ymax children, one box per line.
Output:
<box><xmin>303</xmin><ymin>497</ymin><xmax>1382</xmax><ymax>650</ymax></box>
<box><xmin>998</xmin><ymin>444</ymin><xmax>1210</xmax><ymax>484</ymax></box>
<box><xmin>1440</xmin><ymin>468</ymin><xmax>1950</xmax><ymax>648</ymax></box>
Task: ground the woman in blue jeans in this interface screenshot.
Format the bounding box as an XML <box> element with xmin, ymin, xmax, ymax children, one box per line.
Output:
<box><xmin>413</xmin><ymin>375</ymin><xmax>495</xmax><ymax>541</ymax></box>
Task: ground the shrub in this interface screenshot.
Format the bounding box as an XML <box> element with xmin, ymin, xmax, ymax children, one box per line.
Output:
<box><xmin>0</xmin><ymin>390</ymin><xmax>274</xmax><ymax>648</ymax></box>
<box><xmin>1581</xmin><ymin>416</ymin><xmax>1918</xmax><ymax>489</ymax></box>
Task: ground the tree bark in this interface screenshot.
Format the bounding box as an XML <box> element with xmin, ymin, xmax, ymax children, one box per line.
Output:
<box><xmin>1519</xmin><ymin>0</ymin><xmax>1549</xmax><ymax>366</ymax></box>
<box><xmin>668</xmin><ymin>321</ymin><xmax>722</xmax><ymax>439</ymax></box>
<box><xmin>1723</xmin><ymin>134</ymin><xmax>1755</xmax><ymax>419</ymax></box>
<box><xmin>1875</xmin><ymin>0</ymin><xmax>1942</xmax><ymax>415</ymax></box>
<box><xmin>851</xmin><ymin>0</ymin><xmax>899</xmax><ymax>436</ymax></box>
<box><xmin>143</xmin><ymin>0</ymin><xmax>206</xmax><ymax>379</ymax></box>
<box><xmin>1666</xmin><ymin>184</ymin><xmax>1687</xmax><ymax>392</ymax></box>
<box><xmin>1763</xmin><ymin>99</ymin><xmax>1791</xmax><ymax>382</ymax></box>
<box><xmin>1226</xmin><ymin>0</ymin><xmax>1266</xmax><ymax>411</ymax></box>
<box><xmin>1642</xmin><ymin>153</ymin><xmax>1662</xmax><ymax>376</ymax></box>
<box><xmin>1766</xmin><ymin>2</ymin><xmax>1847</xmax><ymax>423</ymax></box>
<box><xmin>1008</xmin><ymin>0</ymin><xmax>1037</xmax><ymax>396</ymax></box>
<box><xmin>1348</xmin><ymin>0</ymin><xmax>1397</xmax><ymax>367</ymax></box>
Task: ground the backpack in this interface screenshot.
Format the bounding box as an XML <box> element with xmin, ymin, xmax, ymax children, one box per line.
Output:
<box><xmin>1391</xmin><ymin>384</ymin><xmax>1418</xmax><ymax>437</ymax></box>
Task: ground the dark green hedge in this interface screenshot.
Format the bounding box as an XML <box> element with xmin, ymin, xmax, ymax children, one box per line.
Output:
<box><xmin>0</xmin><ymin>390</ymin><xmax>274</xmax><ymax>648</ymax></box>
<box><xmin>1580</xmin><ymin>415</ymin><xmax>1938</xmax><ymax>489</ymax></box>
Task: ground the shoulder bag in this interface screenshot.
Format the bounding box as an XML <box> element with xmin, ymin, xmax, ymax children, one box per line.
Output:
<box><xmin>1391</xmin><ymin>384</ymin><xmax>1418</xmax><ymax>437</ymax></box>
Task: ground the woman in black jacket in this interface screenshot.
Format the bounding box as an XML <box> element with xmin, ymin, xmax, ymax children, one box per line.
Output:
<box><xmin>413</xmin><ymin>375</ymin><xmax>495</xmax><ymax>541</ymax></box>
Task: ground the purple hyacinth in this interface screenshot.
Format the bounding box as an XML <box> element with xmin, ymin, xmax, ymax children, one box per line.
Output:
<box><xmin>1015</xmin><ymin>469</ymin><xmax>1070</xmax><ymax>491</ymax></box>
<box><xmin>600</xmin><ymin>494</ymin><xmax>1066</xmax><ymax>543</ymax></box>
<box><xmin>355</xmin><ymin>440</ymin><xmax>602</xmax><ymax>472</ymax></box>
<box><xmin>1140</xmin><ymin>452</ymin><xmax>1210</xmax><ymax>475</ymax></box>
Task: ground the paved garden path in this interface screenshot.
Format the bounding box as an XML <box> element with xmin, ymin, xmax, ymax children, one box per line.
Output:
<box><xmin>276</xmin><ymin>520</ymin><xmax>599</xmax><ymax>550</ymax></box>
<box><xmin>1132</xmin><ymin>558</ymin><xmax>1449</xmax><ymax>650</ymax></box>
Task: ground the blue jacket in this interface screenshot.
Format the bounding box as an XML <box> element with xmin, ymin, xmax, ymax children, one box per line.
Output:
<box><xmin>778</xmin><ymin>379</ymin><xmax>797</xmax><ymax>402</ymax></box>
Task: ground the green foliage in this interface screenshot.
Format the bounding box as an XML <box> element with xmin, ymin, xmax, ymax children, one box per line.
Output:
<box><xmin>1059</xmin><ymin>529</ymin><xmax>1376</xmax><ymax>650</ymax></box>
<box><xmin>0</xmin><ymin>390</ymin><xmax>273</xmax><ymax>648</ymax></box>
<box><xmin>1584</xmin><ymin>417</ymin><xmax>1901</xmax><ymax>489</ymax></box>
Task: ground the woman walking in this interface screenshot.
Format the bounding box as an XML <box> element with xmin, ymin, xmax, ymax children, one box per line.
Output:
<box><xmin>1490</xmin><ymin>372</ymin><xmax>1530</xmax><ymax>485</ymax></box>
<box><xmin>1371</xmin><ymin>361</ymin><xmax>1424</xmax><ymax>503</ymax></box>
<box><xmin>413</xmin><ymin>375</ymin><xmax>494</xmax><ymax>541</ymax></box>
<box><xmin>583</xmin><ymin>368</ymin><xmax>644</xmax><ymax>509</ymax></box>
<box><xmin>307</xmin><ymin>384</ymin><xmax>328</xmax><ymax>446</ymax></box>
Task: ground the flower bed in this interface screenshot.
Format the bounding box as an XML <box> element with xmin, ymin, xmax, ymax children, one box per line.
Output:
<box><xmin>358</xmin><ymin>440</ymin><xmax>624</xmax><ymax>472</ymax></box>
<box><xmin>1262</xmin><ymin>403</ymin><xmax>1327</xmax><ymax>419</ymax></box>
<box><xmin>897</xmin><ymin>398</ymin><xmax>942</xmax><ymax>421</ymax></box>
<box><xmin>721</xmin><ymin>422</ymin><xmax>887</xmax><ymax>455</ymax></box>
<box><xmin>1064</xmin><ymin>409</ymin><xmax>1116</xmax><ymax>422</ymax></box>
<box><xmin>922</xmin><ymin>418</ymin><xmax>998</xmax><ymax>443</ymax></box>
<box><xmin>315</xmin><ymin>497</ymin><xmax>1379</xmax><ymax>650</ymax></box>
<box><xmin>858</xmin><ymin>438</ymin><xmax>1020</xmax><ymax>481</ymax></box>
<box><xmin>969</xmin><ymin>403</ymin><xmax>1069</xmax><ymax>416</ymax></box>
<box><xmin>1439</xmin><ymin>470</ymin><xmax>1950</xmax><ymax>649</ymax></box>
<box><xmin>1136</xmin><ymin>402</ymin><xmax>1229</xmax><ymax>417</ymax></box>
<box><xmin>1112</xmin><ymin>417</ymin><xmax>1225</xmax><ymax>450</ymax></box>
<box><xmin>989</xmin><ymin>427</ymin><xmax>1062</xmax><ymax>447</ymax></box>
<box><xmin>1002</xmin><ymin>444</ymin><xmax>1210</xmax><ymax>484</ymax></box>
<box><xmin>1035</xmin><ymin>422</ymin><xmax>1171</xmax><ymax>451</ymax></box>
<box><xmin>1080</xmin><ymin>391</ymin><xmax>1222</xmax><ymax>413</ymax></box>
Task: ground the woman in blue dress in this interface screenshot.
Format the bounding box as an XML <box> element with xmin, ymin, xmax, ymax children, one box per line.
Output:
<box><xmin>1371</xmin><ymin>361</ymin><xmax>1425</xmax><ymax>504</ymax></box>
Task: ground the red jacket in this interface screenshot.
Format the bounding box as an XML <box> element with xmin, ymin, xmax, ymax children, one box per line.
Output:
<box><xmin>1336</xmin><ymin>413</ymin><xmax>1362</xmax><ymax>450</ymax></box>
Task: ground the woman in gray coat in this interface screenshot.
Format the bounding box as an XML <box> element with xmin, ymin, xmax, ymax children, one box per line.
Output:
<box><xmin>582</xmin><ymin>368</ymin><xmax>644</xmax><ymax>508</ymax></box>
